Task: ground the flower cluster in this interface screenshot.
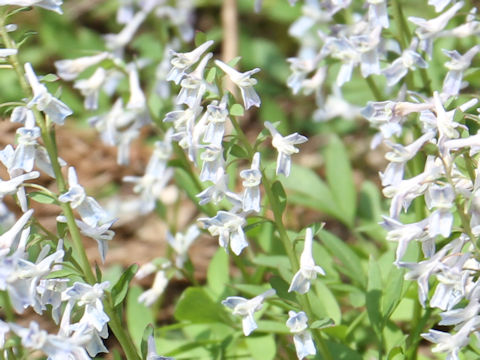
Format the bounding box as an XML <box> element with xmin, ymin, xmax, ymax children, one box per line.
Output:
<box><xmin>286</xmin><ymin>0</ymin><xmax>480</xmax><ymax>357</ymax></box>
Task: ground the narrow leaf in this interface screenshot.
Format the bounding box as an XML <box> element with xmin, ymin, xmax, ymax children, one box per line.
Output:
<box><xmin>324</xmin><ymin>135</ymin><xmax>357</xmax><ymax>227</ymax></box>
<box><xmin>111</xmin><ymin>264</ymin><xmax>138</xmax><ymax>307</ymax></box>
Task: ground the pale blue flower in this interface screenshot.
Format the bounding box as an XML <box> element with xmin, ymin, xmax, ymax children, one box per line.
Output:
<box><xmin>74</xmin><ymin>67</ymin><xmax>107</xmax><ymax>110</ymax></box>
<box><xmin>198</xmin><ymin>211</ymin><xmax>248</xmax><ymax>255</ymax></box>
<box><xmin>382</xmin><ymin>39</ymin><xmax>428</xmax><ymax>86</ymax></box>
<box><xmin>222</xmin><ymin>289</ymin><xmax>275</xmax><ymax>336</ymax></box>
<box><xmin>176</xmin><ymin>53</ymin><xmax>213</xmax><ymax>108</ymax></box>
<box><xmin>55</xmin><ymin>52</ymin><xmax>109</xmax><ymax>81</ymax></box>
<box><xmin>0</xmin><ymin>209</ymin><xmax>33</xmax><ymax>250</ymax></box>
<box><xmin>104</xmin><ymin>10</ymin><xmax>148</xmax><ymax>54</ymax></box>
<box><xmin>421</xmin><ymin>318</ymin><xmax>478</xmax><ymax>360</ymax></box>
<box><xmin>167</xmin><ymin>225</ymin><xmax>200</xmax><ymax>268</ymax></box>
<box><xmin>167</xmin><ymin>40</ymin><xmax>214</xmax><ymax>84</ymax></box>
<box><xmin>0</xmin><ymin>0</ymin><xmax>64</xmax><ymax>14</ymax></box>
<box><xmin>240</xmin><ymin>152</ymin><xmax>262</xmax><ymax>213</ymax></box>
<box><xmin>408</xmin><ymin>1</ymin><xmax>464</xmax><ymax>55</ymax></box>
<box><xmin>442</xmin><ymin>45</ymin><xmax>480</xmax><ymax>96</ymax></box>
<box><xmin>147</xmin><ymin>334</ymin><xmax>174</xmax><ymax>360</ymax></box>
<box><xmin>264</xmin><ymin>121</ymin><xmax>307</xmax><ymax>177</ymax></box>
<box><xmin>286</xmin><ymin>311</ymin><xmax>316</xmax><ymax>360</ymax></box>
<box><xmin>59</xmin><ymin>167</ymin><xmax>113</xmax><ymax>227</ymax></box>
<box><xmin>202</xmin><ymin>95</ymin><xmax>229</xmax><ymax>146</ymax></box>
<box><xmin>0</xmin><ymin>48</ymin><xmax>16</xmax><ymax>57</ymax></box>
<box><xmin>214</xmin><ymin>59</ymin><xmax>261</xmax><ymax>109</ymax></box>
<box><xmin>199</xmin><ymin>145</ymin><xmax>224</xmax><ymax>182</ymax></box>
<box><xmin>24</xmin><ymin>63</ymin><xmax>72</xmax><ymax>125</ymax></box>
<box><xmin>288</xmin><ymin>228</ymin><xmax>325</xmax><ymax>294</ymax></box>
<box><xmin>65</xmin><ymin>281</ymin><xmax>110</xmax><ymax>333</ymax></box>
<box><xmin>196</xmin><ymin>169</ymin><xmax>242</xmax><ymax>207</ymax></box>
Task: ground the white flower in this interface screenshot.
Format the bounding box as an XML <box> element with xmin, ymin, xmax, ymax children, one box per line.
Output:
<box><xmin>198</xmin><ymin>211</ymin><xmax>247</xmax><ymax>255</ymax></box>
<box><xmin>422</xmin><ymin>318</ymin><xmax>478</xmax><ymax>360</ymax></box>
<box><xmin>0</xmin><ymin>0</ymin><xmax>64</xmax><ymax>13</ymax></box>
<box><xmin>55</xmin><ymin>52</ymin><xmax>109</xmax><ymax>81</ymax></box>
<box><xmin>367</xmin><ymin>0</ymin><xmax>389</xmax><ymax>28</ymax></box>
<box><xmin>138</xmin><ymin>269</ymin><xmax>169</xmax><ymax>307</ymax></box>
<box><xmin>65</xmin><ymin>281</ymin><xmax>110</xmax><ymax>333</ymax></box>
<box><xmin>0</xmin><ymin>209</ymin><xmax>33</xmax><ymax>250</ymax></box>
<box><xmin>264</xmin><ymin>121</ymin><xmax>308</xmax><ymax>177</ymax></box>
<box><xmin>202</xmin><ymin>95</ymin><xmax>229</xmax><ymax>146</ymax></box>
<box><xmin>167</xmin><ymin>225</ymin><xmax>200</xmax><ymax>268</ymax></box>
<box><xmin>214</xmin><ymin>59</ymin><xmax>261</xmax><ymax>109</ymax></box>
<box><xmin>0</xmin><ymin>48</ymin><xmax>16</xmax><ymax>57</ymax></box>
<box><xmin>199</xmin><ymin>145</ymin><xmax>225</xmax><ymax>182</ymax></box>
<box><xmin>289</xmin><ymin>228</ymin><xmax>325</xmax><ymax>294</ymax></box>
<box><xmin>104</xmin><ymin>10</ymin><xmax>148</xmax><ymax>54</ymax></box>
<box><xmin>222</xmin><ymin>289</ymin><xmax>275</xmax><ymax>336</ymax></box>
<box><xmin>59</xmin><ymin>167</ymin><xmax>113</xmax><ymax>227</ymax></box>
<box><xmin>286</xmin><ymin>311</ymin><xmax>316</xmax><ymax>360</ymax></box>
<box><xmin>127</xmin><ymin>64</ymin><xmax>146</xmax><ymax>110</ymax></box>
<box><xmin>10</xmin><ymin>321</ymin><xmax>91</xmax><ymax>360</ymax></box>
<box><xmin>240</xmin><ymin>152</ymin><xmax>262</xmax><ymax>213</ymax></box>
<box><xmin>146</xmin><ymin>334</ymin><xmax>174</xmax><ymax>360</ymax></box>
<box><xmin>382</xmin><ymin>39</ymin><xmax>428</xmax><ymax>86</ymax></box>
<box><xmin>176</xmin><ymin>53</ymin><xmax>213</xmax><ymax>108</ymax></box>
<box><xmin>24</xmin><ymin>63</ymin><xmax>72</xmax><ymax>125</ymax></box>
<box><xmin>382</xmin><ymin>216</ymin><xmax>430</xmax><ymax>262</ymax></box>
<box><xmin>196</xmin><ymin>169</ymin><xmax>242</xmax><ymax>207</ymax></box>
<box><xmin>167</xmin><ymin>40</ymin><xmax>214</xmax><ymax>84</ymax></box>
<box><xmin>442</xmin><ymin>45</ymin><xmax>480</xmax><ymax>96</ymax></box>
<box><xmin>408</xmin><ymin>1</ymin><xmax>464</xmax><ymax>55</ymax></box>
<box><xmin>76</xmin><ymin>219</ymin><xmax>115</xmax><ymax>263</ymax></box>
<box><xmin>74</xmin><ymin>67</ymin><xmax>107</xmax><ymax>110</ymax></box>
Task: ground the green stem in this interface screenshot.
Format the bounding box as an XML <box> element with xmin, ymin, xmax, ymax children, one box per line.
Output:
<box><xmin>393</xmin><ymin>0</ymin><xmax>411</xmax><ymax>49</ymax></box>
<box><xmin>261</xmin><ymin>173</ymin><xmax>333</xmax><ymax>360</ymax></box>
<box><xmin>441</xmin><ymin>157</ymin><xmax>478</xmax><ymax>252</ymax></box>
<box><xmin>365</xmin><ymin>77</ymin><xmax>383</xmax><ymax>102</ymax></box>
<box><xmin>104</xmin><ymin>295</ymin><xmax>141</xmax><ymax>360</ymax></box>
<box><xmin>1</xmin><ymin>291</ymin><xmax>14</xmax><ymax>322</ymax></box>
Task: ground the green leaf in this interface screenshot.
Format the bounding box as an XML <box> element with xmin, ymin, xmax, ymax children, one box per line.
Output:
<box><xmin>268</xmin><ymin>276</ymin><xmax>296</xmax><ymax>302</ymax></box>
<box><xmin>252</xmin><ymin>255</ymin><xmax>290</xmax><ymax>269</ymax></box>
<box><xmin>127</xmin><ymin>286</ymin><xmax>154</xmax><ymax>348</ymax></box>
<box><xmin>325</xmin><ymin>340</ymin><xmax>362</xmax><ymax>360</ymax></box>
<box><xmin>311</xmin><ymin>318</ymin><xmax>335</xmax><ymax>329</ymax></box>
<box><xmin>226</xmin><ymin>56</ymin><xmax>241</xmax><ymax>67</ymax></box>
<box><xmin>111</xmin><ymin>264</ymin><xmax>138</xmax><ymax>308</ymax></box>
<box><xmin>207</xmin><ymin>248</ymin><xmax>229</xmax><ymax>298</ymax></box>
<box><xmin>319</xmin><ymin>230</ymin><xmax>366</xmax><ymax>287</ymax></box>
<box><xmin>358</xmin><ymin>180</ymin><xmax>383</xmax><ymax>222</ymax></box>
<box><xmin>271</xmin><ymin>181</ymin><xmax>286</xmax><ymax>214</ymax></box>
<box><xmin>228</xmin><ymin>143</ymin><xmax>249</xmax><ymax>159</ymax></box>
<box><xmin>366</xmin><ymin>256</ymin><xmax>383</xmax><ymax>338</ymax></box>
<box><xmin>256</xmin><ymin>320</ymin><xmax>290</xmax><ymax>334</ymax></box>
<box><xmin>279</xmin><ymin>163</ymin><xmax>347</xmax><ymax>224</ymax></box>
<box><xmin>206</xmin><ymin>67</ymin><xmax>217</xmax><ymax>83</ymax></box>
<box><xmin>140</xmin><ymin>325</ymin><xmax>154</xmax><ymax>360</ymax></box>
<box><xmin>324</xmin><ymin>135</ymin><xmax>356</xmax><ymax>227</ymax></box>
<box><xmin>194</xmin><ymin>31</ymin><xmax>207</xmax><ymax>47</ymax></box>
<box><xmin>229</xmin><ymin>103</ymin><xmax>244</xmax><ymax>117</ymax></box>
<box><xmin>387</xmin><ymin>346</ymin><xmax>404</xmax><ymax>360</ymax></box>
<box><xmin>5</xmin><ymin>6</ymin><xmax>33</xmax><ymax>19</ymax></box>
<box><xmin>246</xmin><ymin>334</ymin><xmax>276</xmax><ymax>360</ymax></box>
<box><xmin>382</xmin><ymin>266</ymin><xmax>404</xmax><ymax>322</ymax></box>
<box><xmin>315</xmin><ymin>281</ymin><xmax>341</xmax><ymax>325</ymax></box>
<box><xmin>40</xmin><ymin>74</ymin><xmax>59</xmax><ymax>83</ymax></box>
<box><xmin>46</xmin><ymin>268</ymin><xmax>79</xmax><ymax>279</ymax></box>
<box><xmin>174</xmin><ymin>287</ymin><xmax>227</xmax><ymax>323</ymax></box>
<box><xmin>29</xmin><ymin>192</ymin><xmax>57</xmax><ymax>204</ymax></box>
